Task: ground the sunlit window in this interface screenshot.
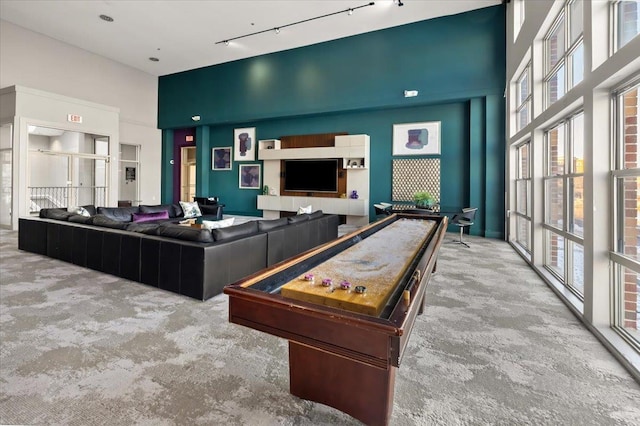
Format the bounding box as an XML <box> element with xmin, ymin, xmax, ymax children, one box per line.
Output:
<box><xmin>544</xmin><ymin>0</ymin><xmax>584</xmax><ymax>108</ymax></box>
<box><xmin>615</xmin><ymin>0</ymin><xmax>640</xmax><ymax>50</ymax></box>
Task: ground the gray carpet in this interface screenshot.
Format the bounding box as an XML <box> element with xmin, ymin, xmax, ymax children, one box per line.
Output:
<box><xmin>1</xmin><ymin>228</ymin><xmax>639</xmax><ymax>425</ymax></box>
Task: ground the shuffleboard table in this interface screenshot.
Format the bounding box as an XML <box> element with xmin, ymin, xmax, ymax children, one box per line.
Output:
<box><xmin>224</xmin><ymin>213</ymin><xmax>448</xmax><ymax>426</ymax></box>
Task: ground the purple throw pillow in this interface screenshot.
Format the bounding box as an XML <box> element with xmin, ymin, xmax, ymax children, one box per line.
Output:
<box><xmin>132</xmin><ymin>211</ymin><xmax>169</xmax><ymax>223</ymax></box>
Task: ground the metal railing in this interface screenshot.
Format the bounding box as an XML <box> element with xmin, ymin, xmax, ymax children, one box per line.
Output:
<box><xmin>29</xmin><ymin>186</ymin><xmax>106</xmax><ymax>213</ymax></box>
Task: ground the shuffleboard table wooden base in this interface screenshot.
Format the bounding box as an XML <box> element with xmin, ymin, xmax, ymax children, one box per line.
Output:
<box><xmin>224</xmin><ymin>213</ymin><xmax>447</xmax><ymax>426</ymax></box>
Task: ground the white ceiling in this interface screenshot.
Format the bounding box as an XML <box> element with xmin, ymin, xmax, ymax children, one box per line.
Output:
<box><xmin>0</xmin><ymin>0</ymin><xmax>501</xmax><ymax>77</ymax></box>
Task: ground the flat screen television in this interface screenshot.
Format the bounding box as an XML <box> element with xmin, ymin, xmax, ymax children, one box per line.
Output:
<box><xmin>283</xmin><ymin>159</ymin><xmax>338</xmax><ymax>193</ymax></box>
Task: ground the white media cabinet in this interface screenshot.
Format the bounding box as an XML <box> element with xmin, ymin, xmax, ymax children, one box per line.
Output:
<box><xmin>257</xmin><ymin>134</ymin><xmax>370</xmax><ymax>226</ymax></box>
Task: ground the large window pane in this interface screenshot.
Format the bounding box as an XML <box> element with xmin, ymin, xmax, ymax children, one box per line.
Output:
<box><xmin>618</xmin><ymin>1</ymin><xmax>640</xmax><ymax>49</ymax></box>
<box><xmin>622</xmin><ymin>88</ymin><xmax>639</xmax><ymax>169</ymax></box>
<box><xmin>617</xmin><ymin>176</ymin><xmax>640</xmax><ymax>261</ymax></box>
<box><xmin>569</xmin><ymin>176</ymin><xmax>584</xmax><ymax>237</ymax></box>
<box><xmin>616</xmin><ymin>266</ymin><xmax>639</xmax><ymax>339</ymax></box>
<box><xmin>518</xmin><ymin>69</ymin><xmax>529</xmax><ymax>104</ymax></box>
<box><xmin>545</xmin><ymin>230</ymin><xmax>565</xmax><ymax>279</ymax></box>
<box><xmin>570</xmin><ymin>42</ymin><xmax>584</xmax><ymax>87</ymax></box>
<box><xmin>570</xmin><ymin>240</ymin><xmax>584</xmax><ymax>296</ymax></box>
<box><xmin>572</xmin><ymin>113</ymin><xmax>585</xmax><ymax>173</ymax></box>
<box><xmin>570</xmin><ymin>0</ymin><xmax>583</xmax><ymax>44</ymax></box>
<box><xmin>516</xmin><ymin>216</ymin><xmax>531</xmax><ymax>251</ymax></box>
<box><xmin>548</xmin><ymin>66</ymin><xmax>566</xmax><ymax>105</ymax></box>
<box><xmin>519</xmin><ymin>143</ymin><xmax>530</xmax><ymax>178</ymax></box>
<box><xmin>548</xmin><ymin>18</ymin><xmax>565</xmax><ymax>69</ymax></box>
<box><xmin>518</xmin><ymin>105</ymin><xmax>529</xmax><ymax>131</ymax></box>
<box><xmin>517</xmin><ymin>180</ymin><xmax>529</xmax><ymax>215</ymax></box>
<box><xmin>546</xmin><ymin>178</ymin><xmax>564</xmax><ymax>229</ymax></box>
<box><xmin>548</xmin><ymin>126</ymin><xmax>565</xmax><ymax>175</ymax></box>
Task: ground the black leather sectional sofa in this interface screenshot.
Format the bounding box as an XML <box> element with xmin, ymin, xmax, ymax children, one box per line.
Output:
<box><xmin>18</xmin><ymin>204</ymin><xmax>339</xmax><ymax>301</ymax></box>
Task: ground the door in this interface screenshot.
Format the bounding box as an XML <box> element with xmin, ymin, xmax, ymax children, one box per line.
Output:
<box><xmin>180</xmin><ymin>146</ymin><xmax>196</xmax><ymax>202</ymax></box>
<box><xmin>119</xmin><ymin>144</ymin><xmax>140</xmax><ymax>206</ymax></box>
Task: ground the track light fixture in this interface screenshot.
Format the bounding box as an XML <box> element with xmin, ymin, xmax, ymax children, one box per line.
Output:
<box><xmin>216</xmin><ymin>1</ymin><xmax>375</xmax><ymax>45</ymax></box>
<box><xmin>395</xmin><ymin>0</ymin><xmax>404</xmax><ymax>6</ymax></box>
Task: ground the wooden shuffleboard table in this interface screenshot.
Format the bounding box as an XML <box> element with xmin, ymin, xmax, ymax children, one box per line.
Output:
<box><xmin>224</xmin><ymin>213</ymin><xmax>448</xmax><ymax>426</ymax></box>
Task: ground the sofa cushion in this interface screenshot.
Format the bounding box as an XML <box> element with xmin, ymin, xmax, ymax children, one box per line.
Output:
<box><xmin>212</xmin><ymin>221</ymin><xmax>259</xmax><ymax>242</ymax></box>
<box><xmin>287</xmin><ymin>214</ymin><xmax>309</xmax><ymax>224</ymax></box>
<box><xmin>92</xmin><ymin>214</ymin><xmax>129</xmax><ymax>229</ymax></box>
<box><xmin>41</xmin><ymin>209</ymin><xmax>75</xmax><ymax>221</ymax></box>
<box><xmin>82</xmin><ymin>205</ymin><xmax>97</xmax><ymax>216</ymax></box>
<box><xmin>157</xmin><ymin>225</ymin><xmax>214</xmax><ymax>243</ymax></box>
<box><xmin>97</xmin><ymin>206</ymin><xmax>140</xmax><ymax>222</ymax></box>
<box><xmin>126</xmin><ymin>223</ymin><xmax>161</xmax><ymax>235</ymax></box>
<box><xmin>172</xmin><ymin>203</ymin><xmax>184</xmax><ymax>218</ymax></box>
<box><xmin>68</xmin><ymin>214</ymin><xmax>93</xmax><ymax>224</ymax></box>
<box><xmin>139</xmin><ymin>204</ymin><xmax>178</xmax><ymax>218</ymax></box>
<box><xmin>257</xmin><ymin>217</ymin><xmax>288</xmax><ymax>232</ymax></box>
<box><xmin>202</xmin><ymin>217</ymin><xmax>235</xmax><ymax>230</ymax></box>
<box><xmin>67</xmin><ymin>206</ymin><xmax>91</xmax><ymax>217</ymax></box>
<box><xmin>308</xmin><ymin>210</ymin><xmax>324</xmax><ymax>220</ymax></box>
<box><xmin>133</xmin><ymin>211</ymin><xmax>169</xmax><ymax>223</ymax></box>
<box><xmin>179</xmin><ymin>201</ymin><xmax>202</xmax><ymax>219</ymax></box>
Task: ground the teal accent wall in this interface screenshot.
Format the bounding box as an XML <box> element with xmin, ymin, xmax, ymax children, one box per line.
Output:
<box><xmin>158</xmin><ymin>6</ymin><xmax>506</xmax><ymax>237</ymax></box>
<box><xmin>161</xmin><ymin>129</ymin><xmax>174</xmax><ymax>204</ymax></box>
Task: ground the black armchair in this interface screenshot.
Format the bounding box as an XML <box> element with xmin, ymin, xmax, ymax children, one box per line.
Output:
<box><xmin>450</xmin><ymin>207</ymin><xmax>477</xmax><ymax>248</ymax></box>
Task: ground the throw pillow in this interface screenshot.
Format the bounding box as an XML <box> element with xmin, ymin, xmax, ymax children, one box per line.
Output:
<box><xmin>202</xmin><ymin>217</ymin><xmax>235</xmax><ymax>230</ymax></box>
<box><xmin>132</xmin><ymin>211</ymin><xmax>169</xmax><ymax>223</ymax></box>
<box><xmin>297</xmin><ymin>205</ymin><xmax>312</xmax><ymax>215</ymax></box>
<box><xmin>67</xmin><ymin>206</ymin><xmax>90</xmax><ymax>217</ymax></box>
<box><xmin>179</xmin><ymin>201</ymin><xmax>202</xmax><ymax>219</ymax></box>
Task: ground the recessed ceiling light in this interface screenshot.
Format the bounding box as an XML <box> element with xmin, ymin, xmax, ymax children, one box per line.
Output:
<box><xmin>99</xmin><ymin>14</ymin><xmax>114</xmax><ymax>22</ymax></box>
<box><xmin>149</xmin><ymin>57</ymin><xmax>159</xmax><ymax>62</ymax></box>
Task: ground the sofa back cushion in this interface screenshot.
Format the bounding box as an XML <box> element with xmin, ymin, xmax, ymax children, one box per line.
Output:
<box><xmin>139</xmin><ymin>204</ymin><xmax>181</xmax><ymax>218</ymax></box>
<box><xmin>133</xmin><ymin>211</ymin><xmax>169</xmax><ymax>223</ymax></box>
<box><xmin>68</xmin><ymin>214</ymin><xmax>93</xmax><ymax>224</ymax></box>
<box><xmin>97</xmin><ymin>206</ymin><xmax>140</xmax><ymax>222</ymax></box>
<box><xmin>308</xmin><ymin>210</ymin><xmax>324</xmax><ymax>220</ymax></box>
<box><xmin>287</xmin><ymin>214</ymin><xmax>309</xmax><ymax>224</ymax></box>
<box><xmin>157</xmin><ymin>225</ymin><xmax>214</xmax><ymax>243</ymax></box>
<box><xmin>212</xmin><ymin>220</ymin><xmax>258</xmax><ymax>242</ymax></box>
<box><xmin>92</xmin><ymin>214</ymin><xmax>129</xmax><ymax>229</ymax></box>
<box><xmin>126</xmin><ymin>223</ymin><xmax>161</xmax><ymax>235</ymax></box>
<box><xmin>257</xmin><ymin>217</ymin><xmax>288</xmax><ymax>232</ymax></box>
<box><xmin>40</xmin><ymin>208</ymin><xmax>75</xmax><ymax>221</ymax></box>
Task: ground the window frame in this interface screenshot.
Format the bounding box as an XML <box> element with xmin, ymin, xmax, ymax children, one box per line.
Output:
<box><xmin>543</xmin><ymin>0</ymin><xmax>584</xmax><ymax>108</ymax></box>
<box><xmin>515</xmin><ymin>64</ymin><xmax>532</xmax><ymax>132</ymax></box>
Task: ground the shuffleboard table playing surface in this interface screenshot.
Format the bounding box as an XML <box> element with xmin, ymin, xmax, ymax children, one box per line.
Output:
<box><xmin>280</xmin><ymin>218</ymin><xmax>436</xmax><ymax>316</ymax></box>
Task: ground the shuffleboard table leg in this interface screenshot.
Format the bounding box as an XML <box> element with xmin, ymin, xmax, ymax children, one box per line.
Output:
<box><xmin>288</xmin><ymin>341</ymin><xmax>395</xmax><ymax>426</ymax></box>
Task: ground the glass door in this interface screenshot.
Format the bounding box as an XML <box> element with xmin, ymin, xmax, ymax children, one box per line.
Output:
<box><xmin>0</xmin><ymin>123</ymin><xmax>12</xmax><ymax>228</ymax></box>
<box><xmin>119</xmin><ymin>144</ymin><xmax>140</xmax><ymax>207</ymax></box>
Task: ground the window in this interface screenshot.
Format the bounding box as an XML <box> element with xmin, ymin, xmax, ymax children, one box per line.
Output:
<box><xmin>543</xmin><ymin>112</ymin><xmax>585</xmax><ymax>297</ymax></box>
<box><xmin>612</xmin><ymin>80</ymin><xmax>640</xmax><ymax>346</ymax></box>
<box><xmin>615</xmin><ymin>0</ymin><xmax>640</xmax><ymax>50</ymax></box>
<box><xmin>544</xmin><ymin>0</ymin><xmax>584</xmax><ymax>107</ymax></box>
<box><xmin>514</xmin><ymin>0</ymin><xmax>526</xmax><ymax>40</ymax></box>
<box><xmin>516</xmin><ymin>64</ymin><xmax>531</xmax><ymax>132</ymax></box>
<box><xmin>515</xmin><ymin>142</ymin><xmax>531</xmax><ymax>251</ymax></box>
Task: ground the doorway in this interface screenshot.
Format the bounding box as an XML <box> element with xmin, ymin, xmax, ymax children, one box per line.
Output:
<box><xmin>0</xmin><ymin>123</ymin><xmax>12</xmax><ymax>228</ymax></box>
<box><xmin>27</xmin><ymin>126</ymin><xmax>109</xmax><ymax>213</ymax></box>
<box><xmin>180</xmin><ymin>146</ymin><xmax>196</xmax><ymax>202</ymax></box>
<box><xmin>119</xmin><ymin>144</ymin><xmax>140</xmax><ymax>206</ymax></box>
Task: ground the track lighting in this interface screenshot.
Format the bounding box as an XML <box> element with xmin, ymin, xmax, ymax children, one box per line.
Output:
<box><xmin>395</xmin><ymin>0</ymin><xmax>404</xmax><ymax>6</ymax></box>
<box><xmin>215</xmin><ymin>1</ymin><xmax>376</xmax><ymax>45</ymax></box>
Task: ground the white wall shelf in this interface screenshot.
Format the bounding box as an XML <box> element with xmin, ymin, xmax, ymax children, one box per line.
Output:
<box><xmin>258</xmin><ymin>134</ymin><xmax>370</xmax><ymax>225</ymax></box>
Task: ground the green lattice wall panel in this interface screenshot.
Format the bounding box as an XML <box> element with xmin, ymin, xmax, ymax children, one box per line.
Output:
<box><xmin>392</xmin><ymin>159</ymin><xmax>440</xmax><ymax>203</ymax></box>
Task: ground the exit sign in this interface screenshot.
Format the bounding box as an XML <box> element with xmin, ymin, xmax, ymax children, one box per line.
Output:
<box><xmin>67</xmin><ymin>114</ymin><xmax>82</xmax><ymax>123</ymax></box>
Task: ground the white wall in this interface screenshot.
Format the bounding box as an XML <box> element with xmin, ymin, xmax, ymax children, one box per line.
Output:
<box><xmin>0</xmin><ymin>20</ymin><xmax>161</xmax><ymax>207</ymax></box>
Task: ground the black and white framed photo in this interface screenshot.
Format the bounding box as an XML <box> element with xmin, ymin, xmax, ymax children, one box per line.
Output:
<box><xmin>392</xmin><ymin>121</ymin><xmax>441</xmax><ymax>156</ymax></box>
<box><xmin>234</xmin><ymin>127</ymin><xmax>256</xmax><ymax>161</ymax></box>
<box><xmin>212</xmin><ymin>147</ymin><xmax>232</xmax><ymax>170</ymax></box>
<box><xmin>239</xmin><ymin>164</ymin><xmax>261</xmax><ymax>189</ymax></box>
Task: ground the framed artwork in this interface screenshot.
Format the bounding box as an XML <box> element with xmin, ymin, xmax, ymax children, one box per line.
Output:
<box><xmin>392</xmin><ymin>121</ymin><xmax>441</xmax><ymax>156</ymax></box>
<box><xmin>234</xmin><ymin>127</ymin><xmax>256</xmax><ymax>161</ymax></box>
<box><xmin>239</xmin><ymin>164</ymin><xmax>261</xmax><ymax>189</ymax></box>
<box><xmin>212</xmin><ymin>147</ymin><xmax>232</xmax><ymax>170</ymax></box>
